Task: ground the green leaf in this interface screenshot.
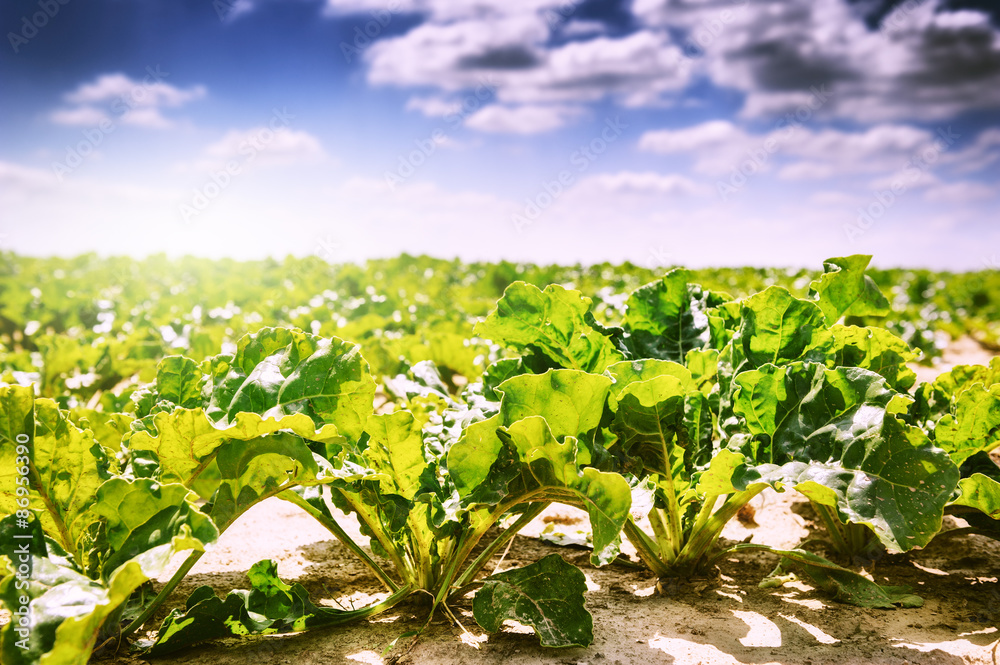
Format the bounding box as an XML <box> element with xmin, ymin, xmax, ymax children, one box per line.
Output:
<box><xmin>605</xmin><ymin>359</ymin><xmax>693</xmax><ymax>393</ymax></box>
<box><xmin>206</xmin><ymin>328</ymin><xmax>376</xmax><ymax>442</ymax></box>
<box><xmin>0</xmin><ymin>385</ymin><xmax>37</xmax><ymax>525</ymax></box>
<box><xmin>622</xmin><ymin>269</ymin><xmax>729</xmax><ymax>362</ymax></box>
<box><xmin>609</xmin><ymin>372</ymin><xmax>689</xmax><ymax>478</ymax></box>
<box><xmin>934</xmin><ymin>384</ymin><xmax>1000</xmax><ymax>467</ymax></box>
<box><xmin>94</xmin><ymin>478</ymin><xmax>218</xmax><ymax>575</ymax></box>
<box><xmin>495</xmin><ymin>417</ymin><xmax>631</xmax><ymax>565</ymax></box>
<box><xmin>953</xmin><ymin>473</ymin><xmax>1000</xmax><ymax>518</ymax></box>
<box><xmin>0</xmin><ymin>511</ymin><xmax>211</xmax><ymax>665</ymax></box>
<box><xmin>809</xmin><ymin>255</ymin><xmax>891</xmax><ymax>324</ymax></box>
<box><xmin>819</xmin><ymin>325</ymin><xmax>918</xmax><ymax>392</ymax></box>
<box><xmin>127</xmin><ymin>408</ymin><xmax>339</xmax><ymax>494</ymax></box>
<box><xmin>733</xmin><ymin>363</ymin><xmax>959</xmax><ymax>551</ymax></box>
<box><xmin>474</xmin><ymin>282</ymin><xmax>623</xmax><ymax>373</ymax></box>
<box><xmin>155</xmin><ymin>356</ymin><xmax>204</xmax><ymax>408</ymax></box>
<box><xmin>363</xmin><ymin>412</ymin><xmax>428</xmax><ymax>502</ymax></box>
<box><xmin>208</xmin><ymin>433</ymin><xmax>323</xmax><ymax>529</ymax></box>
<box><xmin>0</xmin><ymin>390</ymin><xmax>110</xmax><ymax>562</ymax></box>
<box><xmin>148</xmin><ymin>559</ymin><xmax>408</xmax><ymax>656</ymax></box>
<box><xmin>496</xmin><ymin>370</ymin><xmax>612</xmax><ymax>447</ymax></box>
<box><xmin>753</xmin><ymin>546</ymin><xmax>922</xmax><ymax>608</ymax></box>
<box><xmin>473</xmin><ymin>554</ymin><xmax>593</xmax><ymax>648</ymax></box>
<box><xmin>448</xmin><ymin>415</ymin><xmax>503</xmax><ymax>499</ymax></box>
<box><xmin>739</xmin><ymin>287</ymin><xmax>831</xmax><ymax>369</ymax></box>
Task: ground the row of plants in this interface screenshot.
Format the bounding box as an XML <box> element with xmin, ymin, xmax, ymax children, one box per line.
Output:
<box><xmin>1</xmin><ymin>255</ymin><xmax>998</xmax><ymax>664</ymax></box>
<box><xmin>2</xmin><ymin>252</ymin><xmax>998</xmax><ymax>408</ymax></box>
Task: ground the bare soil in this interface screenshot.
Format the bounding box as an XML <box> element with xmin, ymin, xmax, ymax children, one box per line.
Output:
<box><xmin>80</xmin><ymin>338</ymin><xmax>1000</xmax><ymax>664</ymax></box>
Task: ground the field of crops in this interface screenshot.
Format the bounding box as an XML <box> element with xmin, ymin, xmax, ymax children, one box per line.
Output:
<box><xmin>1</xmin><ymin>253</ymin><xmax>999</xmax><ymax>665</ymax></box>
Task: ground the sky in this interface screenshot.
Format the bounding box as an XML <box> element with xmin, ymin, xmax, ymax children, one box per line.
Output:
<box><xmin>1</xmin><ymin>0</ymin><xmax>999</xmax><ymax>270</ymax></box>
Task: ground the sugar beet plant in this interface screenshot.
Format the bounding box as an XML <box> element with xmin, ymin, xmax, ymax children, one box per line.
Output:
<box><xmin>1</xmin><ymin>255</ymin><xmax>998</xmax><ymax>665</ymax></box>
<box><xmin>0</xmin><ymin>326</ymin><xmax>632</xmax><ymax>664</ymax></box>
<box><xmin>474</xmin><ymin>256</ymin><xmax>965</xmax><ymax>602</ymax></box>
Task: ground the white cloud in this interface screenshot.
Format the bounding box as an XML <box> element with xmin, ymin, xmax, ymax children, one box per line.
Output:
<box><xmin>639</xmin><ymin>120</ymin><xmax>989</xmax><ymax>184</ymax></box>
<box><xmin>0</xmin><ymin>161</ymin><xmax>58</xmax><ymax>190</ymax></box>
<box><xmin>65</xmin><ymin>73</ymin><xmax>205</xmax><ymax>108</ymax></box>
<box><xmin>575</xmin><ymin>171</ymin><xmax>710</xmax><ymax>197</ymax></box>
<box><xmin>49</xmin><ymin>106</ymin><xmax>109</xmax><ymax>127</ymax></box>
<box><xmin>943</xmin><ymin>128</ymin><xmax>1000</xmax><ymax>174</ymax></box>
<box><xmin>635</xmin><ymin>0</ymin><xmax>1000</xmax><ymax>122</ymax></box>
<box><xmin>923</xmin><ymin>181</ymin><xmax>996</xmax><ymax>204</ymax></box>
<box><xmin>405</xmin><ymin>96</ymin><xmax>462</xmax><ymax>117</ymax></box>
<box><xmin>324</xmin><ymin>0</ymin><xmax>565</xmax><ymax>21</ymax></box>
<box><xmin>50</xmin><ymin>73</ymin><xmax>206</xmax><ymax>130</ymax></box>
<box><xmin>189</xmin><ymin>126</ymin><xmax>327</xmax><ymax>172</ymax></box>
<box><xmin>365</xmin><ymin>16</ymin><xmax>691</xmax><ymax>113</ymax></box>
<box><xmin>464</xmin><ymin>104</ymin><xmax>582</xmax><ymax>134</ymax></box>
<box><xmin>809</xmin><ymin>190</ymin><xmax>866</xmax><ymax>206</ymax></box>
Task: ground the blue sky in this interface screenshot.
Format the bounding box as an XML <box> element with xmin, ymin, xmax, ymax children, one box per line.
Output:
<box><xmin>1</xmin><ymin>0</ymin><xmax>999</xmax><ymax>269</ymax></box>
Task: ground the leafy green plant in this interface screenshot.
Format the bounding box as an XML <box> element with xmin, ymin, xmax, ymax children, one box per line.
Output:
<box><xmin>474</xmin><ymin>257</ymin><xmax>959</xmax><ymax>596</ymax></box>
<box><xmin>0</xmin><ymin>385</ymin><xmax>217</xmax><ymax>665</ymax></box>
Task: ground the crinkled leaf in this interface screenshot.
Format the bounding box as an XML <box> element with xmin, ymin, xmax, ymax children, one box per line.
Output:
<box><xmin>155</xmin><ymin>356</ymin><xmax>204</xmax><ymax>409</ymax></box>
<box><xmin>494</xmin><ymin>417</ymin><xmax>631</xmax><ymax>565</ymax></box>
<box><xmin>953</xmin><ymin>473</ymin><xmax>1000</xmax><ymax>519</ymax></box>
<box><xmin>127</xmin><ymin>408</ymin><xmax>339</xmax><ymax>495</ymax></box>
<box><xmin>818</xmin><ymin>325</ymin><xmax>918</xmax><ymax>392</ymax></box>
<box><xmin>363</xmin><ymin>412</ymin><xmax>428</xmax><ymax>502</ymax></box>
<box><xmin>482</xmin><ymin>358</ymin><xmax>526</xmax><ymax>402</ymax></box>
<box><xmin>94</xmin><ymin>478</ymin><xmax>218</xmax><ymax>574</ymax></box>
<box><xmin>473</xmin><ymin>554</ymin><xmax>593</xmax><ymax>648</ymax></box>
<box><xmin>497</xmin><ymin>370</ymin><xmax>612</xmax><ymax>448</ymax></box>
<box><xmin>934</xmin><ymin>384</ymin><xmax>1000</xmax><ymax>467</ymax></box>
<box><xmin>208</xmin><ymin>433</ymin><xmax>322</xmax><ymax>529</ymax></box>
<box><xmin>622</xmin><ymin>269</ymin><xmax>729</xmax><ymax>363</ymax></box>
<box><xmin>0</xmin><ymin>511</ymin><xmax>210</xmax><ymax>665</ymax></box>
<box><xmin>753</xmin><ymin>546</ymin><xmax>922</xmax><ymax>608</ymax></box>
<box><xmin>733</xmin><ymin>363</ymin><xmax>959</xmax><ymax>551</ymax></box>
<box><xmin>739</xmin><ymin>287</ymin><xmax>831</xmax><ymax>369</ymax></box>
<box><xmin>205</xmin><ymin>328</ymin><xmax>375</xmax><ymax>442</ymax></box>
<box><xmin>0</xmin><ymin>385</ymin><xmax>37</xmax><ymax>527</ymax></box>
<box><xmin>148</xmin><ymin>559</ymin><xmax>395</xmax><ymax>656</ymax></box>
<box><xmin>911</xmin><ymin>358</ymin><xmax>1000</xmax><ymax>424</ymax></box>
<box><xmin>809</xmin><ymin>255</ymin><xmax>891</xmax><ymax>324</ymax></box>
<box><xmin>474</xmin><ymin>282</ymin><xmax>623</xmax><ymax>373</ymax></box>
<box><xmin>0</xmin><ymin>389</ymin><xmax>110</xmax><ymax>562</ymax></box>
<box><xmin>449</xmin><ymin>370</ymin><xmax>613</xmax><ymax>501</ymax></box>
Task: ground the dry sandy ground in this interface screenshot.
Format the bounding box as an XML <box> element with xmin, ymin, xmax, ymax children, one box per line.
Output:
<box><xmin>59</xmin><ymin>338</ymin><xmax>1000</xmax><ymax>664</ymax></box>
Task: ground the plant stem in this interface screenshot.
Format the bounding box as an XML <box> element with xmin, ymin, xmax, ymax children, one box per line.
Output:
<box><xmin>812</xmin><ymin>502</ymin><xmax>851</xmax><ymax>556</ymax></box>
<box><xmin>622</xmin><ymin>519</ymin><xmax>671</xmax><ymax>578</ymax></box>
<box><xmin>451</xmin><ymin>502</ymin><xmax>549</xmax><ymax>594</ymax></box>
<box><xmin>315</xmin><ymin>582</ymin><xmax>414</xmax><ymax>627</ymax></box>
<box><xmin>278</xmin><ymin>490</ymin><xmax>400</xmax><ymax>592</ymax></box>
<box><xmin>671</xmin><ymin>487</ymin><xmax>764</xmax><ymax>576</ymax></box>
<box><xmin>329</xmin><ymin>487</ymin><xmax>412</xmax><ymax>582</ymax></box>
<box><xmin>120</xmin><ymin>549</ymin><xmax>203</xmax><ymax>639</ymax></box>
